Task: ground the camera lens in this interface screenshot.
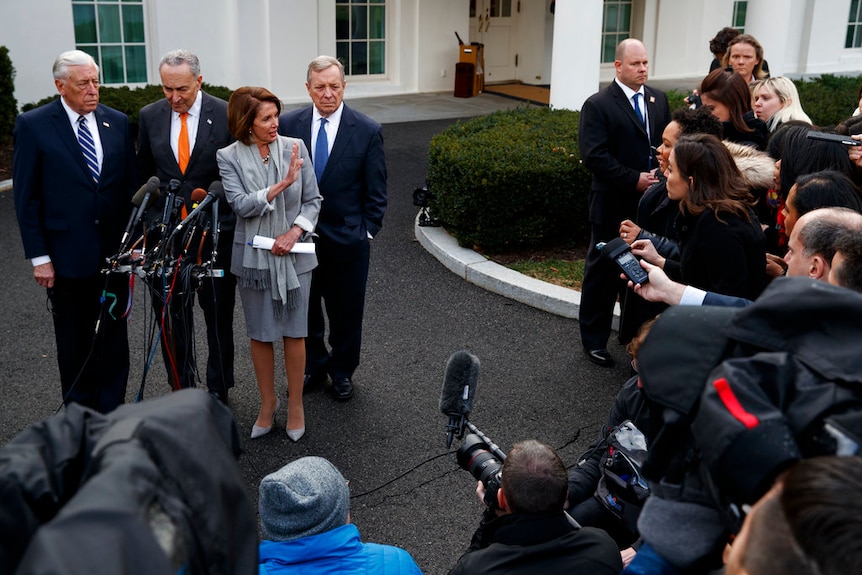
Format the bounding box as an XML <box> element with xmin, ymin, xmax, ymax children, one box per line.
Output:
<box><xmin>457</xmin><ymin>434</ymin><xmax>503</xmax><ymax>485</ymax></box>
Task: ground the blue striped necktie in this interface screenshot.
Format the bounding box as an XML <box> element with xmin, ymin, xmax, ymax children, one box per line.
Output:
<box><xmin>77</xmin><ymin>115</ymin><xmax>99</xmax><ymax>183</ymax></box>
<box><xmin>314</xmin><ymin>118</ymin><xmax>329</xmax><ymax>182</ymax></box>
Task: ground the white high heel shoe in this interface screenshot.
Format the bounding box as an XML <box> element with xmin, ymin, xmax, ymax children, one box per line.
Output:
<box><xmin>250</xmin><ymin>398</ymin><xmax>281</xmax><ymax>439</ymax></box>
<box><xmin>286</xmin><ymin>425</ymin><xmax>305</xmax><ymax>442</ymax></box>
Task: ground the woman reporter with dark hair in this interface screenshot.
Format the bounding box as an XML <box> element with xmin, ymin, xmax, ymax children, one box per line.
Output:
<box><xmin>632</xmin><ymin>134</ymin><xmax>766</xmax><ymax>301</ymax></box>
<box><xmin>216</xmin><ymin>87</ymin><xmax>321</xmax><ymax>441</ymax></box>
<box><xmin>700</xmin><ymin>69</ymin><xmax>768</xmax><ymax>150</ymax></box>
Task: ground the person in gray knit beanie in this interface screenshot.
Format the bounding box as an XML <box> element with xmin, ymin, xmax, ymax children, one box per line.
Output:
<box><xmin>259</xmin><ymin>456</ymin><xmax>350</xmax><ymax>541</ymax></box>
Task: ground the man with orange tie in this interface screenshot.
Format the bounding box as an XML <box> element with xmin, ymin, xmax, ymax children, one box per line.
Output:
<box><xmin>137</xmin><ymin>50</ymin><xmax>236</xmax><ymax>402</ymax></box>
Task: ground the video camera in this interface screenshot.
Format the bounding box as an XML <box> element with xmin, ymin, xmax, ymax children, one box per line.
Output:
<box><xmin>413</xmin><ymin>184</ymin><xmax>439</xmax><ymax>227</ymax></box>
<box><xmin>438</xmin><ymin>350</ymin><xmax>506</xmax><ymax>508</ymax></box>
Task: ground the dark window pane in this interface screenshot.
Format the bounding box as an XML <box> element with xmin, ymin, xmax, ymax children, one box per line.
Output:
<box><xmin>73</xmin><ymin>4</ymin><xmax>97</xmax><ymax>44</ymax></box>
<box><xmin>852</xmin><ymin>0</ymin><xmax>861</xmax><ymax>20</ymax></box>
<box><xmin>369</xmin><ymin>6</ymin><xmax>384</xmax><ymax>39</ymax></box>
<box><xmin>336</xmin><ymin>5</ymin><xmax>350</xmax><ymax>40</ymax></box>
<box><xmin>846</xmin><ymin>25</ymin><xmax>854</xmax><ymax>49</ymax></box>
<box><xmin>351</xmin><ymin>42</ymin><xmax>367</xmax><ymax>75</ymax></box>
<box><xmin>352</xmin><ymin>6</ymin><xmax>367</xmax><ymax>40</ymax></box>
<box><xmin>604</xmin><ymin>5</ymin><xmax>618</xmax><ymax>33</ymax></box>
<box><xmin>79</xmin><ymin>45</ymin><xmax>100</xmax><ymax>69</ymax></box>
<box><xmin>125</xmin><ymin>45</ymin><xmax>146</xmax><ymax>82</ymax></box>
<box><xmin>602</xmin><ymin>35</ymin><xmax>616</xmax><ymax>63</ymax></box>
<box><xmin>337</xmin><ymin>42</ymin><xmax>350</xmax><ymax>71</ymax></box>
<box><xmin>369</xmin><ymin>41</ymin><xmax>384</xmax><ymax>74</ymax></box>
<box><xmin>470</xmin><ymin>0</ymin><xmax>476</xmax><ymax>18</ymax></box>
<box><xmin>121</xmin><ymin>0</ymin><xmax>144</xmax><ymax>3</ymax></box>
<box><xmin>122</xmin><ymin>4</ymin><xmax>144</xmax><ymax>42</ymax></box>
<box><xmin>620</xmin><ymin>4</ymin><xmax>631</xmax><ymax>30</ymax></box>
<box><xmin>102</xmin><ymin>45</ymin><xmax>124</xmax><ymax>83</ymax></box>
<box><xmin>99</xmin><ymin>4</ymin><xmax>122</xmax><ymax>43</ymax></box>
<box><xmin>489</xmin><ymin>0</ymin><xmax>499</xmax><ymax>18</ymax></box>
<box><xmin>502</xmin><ymin>0</ymin><xmax>511</xmax><ymax>18</ymax></box>
<box><xmin>370</xmin><ymin>0</ymin><xmax>385</xmax><ymax>3</ymax></box>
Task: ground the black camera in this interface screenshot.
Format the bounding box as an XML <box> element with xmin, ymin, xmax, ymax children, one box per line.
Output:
<box><xmin>413</xmin><ymin>185</ymin><xmax>434</xmax><ymax>207</ymax></box>
<box><xmin>413</xmin><ymin>185</ymin><xmax>440</xmax><ymax>227</ymax></box>
<box><xmin>456</xmin><ymin>433</ymin><xmax>504</xmax><ymax>509</ymax></box>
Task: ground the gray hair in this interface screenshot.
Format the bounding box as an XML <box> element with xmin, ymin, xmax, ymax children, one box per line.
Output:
<box><xmin>798</xmin><ymin>207</ymin><xmax>862</xmax><ymax>263</ymax></box>
<box><xmin>53</xmin><ymin>50</ymin><xmax>98</xmax><ymax>80</ymax></box>
<box><xmin>307</xmin><ymin>55</ymin><xmax>344</xmax><ymax>84</ymax></box>
<box><xmin>159</xmin><ymin>49</ymin><xmax>201</xmax><ymax>77</ymax></box>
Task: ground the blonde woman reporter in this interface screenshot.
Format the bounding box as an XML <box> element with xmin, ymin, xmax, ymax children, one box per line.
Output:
<box><xmin>751</xmin><ymin>77</ymin><xmax>812</xmax><ymax>132</ymax></box>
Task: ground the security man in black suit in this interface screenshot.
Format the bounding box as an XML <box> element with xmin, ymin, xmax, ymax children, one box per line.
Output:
<box><xmin>137</xmin><ymin>50</ymin><xmax>236</xmax><ymax>402</ymax></box>
<box><xmin>578</xmin><ymin>38</ymin><xmax>671</xmax><ymax>367</ymax></box>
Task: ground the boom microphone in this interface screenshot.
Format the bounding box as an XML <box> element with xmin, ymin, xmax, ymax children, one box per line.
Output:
<box><xmin>173</xmin><ymin>181</ymin><xmax>224</xmax><ymax>235</ymax></box>
<box><xmin>118</xmin><ymin>176</ymin><xmax>161</xmax><ymax>253</ymax></box>
<box><xmin>439</xmin><ymin>350</ymin><xmax>480</xmax><ymax>448</ymax></box>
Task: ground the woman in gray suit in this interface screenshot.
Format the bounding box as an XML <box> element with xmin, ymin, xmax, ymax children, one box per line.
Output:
<box><xmin>217</xmin><ymin>87</ymin><xmax>321</xmax><ymax>441</ymax></box>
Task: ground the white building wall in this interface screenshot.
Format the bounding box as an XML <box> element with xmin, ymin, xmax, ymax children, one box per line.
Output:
<box><xmin>1</xmin><ymin>0</ymin><xmax>77</xmax><ymax>107</ymax></box>
<box><xmin>2</xmin><ymin>0</ymin><xmax>862</xmax><ymax>112</ymax></box>
<box><xmin>550</xmin><ymin>0</ymin><xmax>601</xmax><ymax>110</ymax></box>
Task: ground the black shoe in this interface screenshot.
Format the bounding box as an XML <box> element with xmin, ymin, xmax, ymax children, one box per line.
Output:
<box><xmin>586</xmin><ymin>348</ymin><xmax>614</xmax><ymax>368</ymax></box>
<box><xmin>330</xmin><ymin>377</ymin><xmax>355</xmax><ymax>401</ymax></box>
<box><xmin>208</xmin><ymin>388</ymin><xmax>229</xmax><ymax>406</ymax></box>
<box><xmin>303</xmin><ymin>373</ymin><xmax>327</xmax><ymax>391</ymax></box>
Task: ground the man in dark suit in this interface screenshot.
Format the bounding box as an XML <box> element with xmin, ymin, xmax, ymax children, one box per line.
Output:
<box><xmin>278</xmin><ymin>55</ymin><xmax>387</xmax><ymax>401</ymax></box>
<box><xmin>137</xmin><ymin>50</ymin><xmax>236</xmax><ymax>402</ymax></box>
<box><xmin>13</xmin><ymin>50</ymin><xmax>136</xmax><ymax>412</ymax></box>
<box><xmin>578</xmin><ymin>38</ymin><xmax>670</xmax><ymax>367</ymax></box>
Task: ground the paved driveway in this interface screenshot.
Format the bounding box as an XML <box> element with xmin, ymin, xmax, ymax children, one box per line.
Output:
<box><xmin>0</xmin><ymin>117</ymin><xmax>632</xmax><ymax>574</ymax></box>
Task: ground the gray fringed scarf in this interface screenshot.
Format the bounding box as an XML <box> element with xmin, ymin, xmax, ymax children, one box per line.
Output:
<box><xmin>237</xmin><ymin>137</ymin><xmax>300</xmax><ymax>317</ymax></box>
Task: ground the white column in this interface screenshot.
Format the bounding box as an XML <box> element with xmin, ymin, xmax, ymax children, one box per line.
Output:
<box><xmin>550</xmin><ymin>0</ymin><xmax>603</xmax><ymax>111</ymax></box>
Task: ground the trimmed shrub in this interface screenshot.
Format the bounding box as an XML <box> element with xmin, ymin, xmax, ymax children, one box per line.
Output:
<box><xmin>0</xmin><ymin>46</ymin><xmax>16</xmax><ymax>145</ymax></box>
<box><xmin>794</xmin><ymin>74</ymin><xmax>861</xmax><ymax>128</ymax></box>
<box><xmin>21</xmin><ymin>83</ymin><xmax>234</xmax><ymax>139</ymax></box>
<box><xmin>427</xmin><ymin>106</ymin><xmax>591</xmax><ymax>253</ymax></box>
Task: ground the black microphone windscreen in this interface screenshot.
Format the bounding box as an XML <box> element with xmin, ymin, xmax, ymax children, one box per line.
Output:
<box><xmin>131</xmin><ymin>176</ymin><xmax>162</xmax><ymax>207</ymax></box>
<box><xmin>439</xmin><ymin>350</ymin><xmax>479</xmax><ymax>416</ymax></box>
<box><xmin>208</xmin><ymin>180</ymin><xmax>225</xmax><ymax>199</ymax></box>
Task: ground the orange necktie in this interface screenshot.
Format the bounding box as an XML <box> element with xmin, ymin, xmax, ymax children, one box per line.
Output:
<box><xmin>178</xmin><ymin>112</ymin><xmax>190</xmax><ymax>174</ymax></box>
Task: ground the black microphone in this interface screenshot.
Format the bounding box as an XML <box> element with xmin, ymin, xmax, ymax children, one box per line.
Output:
<box><xmin>173</xmin><ymin>181</ymin><xmax>224</xmax><ymax>235</ymax></box>
<box><xmin>160</xmin><ymin>178</ymin><xmax>181</xmax><ymax>227</ymax></box>
<box><xmin>118</xmin><ymin>176</ymin><xmax>161</xmax><ymax>253</ymax></box>
<box><xmin>439</xmin><ymin>350</ymin><xmax>480</xmax><ymax>448</ymax></box>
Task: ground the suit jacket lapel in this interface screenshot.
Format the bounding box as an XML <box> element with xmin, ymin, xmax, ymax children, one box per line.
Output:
<box><xmin>190</xmin><ymin>93</ymin><xmax>216</xmax><ymax>171</ymax></box>
<box><xmin>52</xmin><ymin>100</ymin><xmax>94</xmax><ymax>184</ymax></box>
<box><xmin>610</xmin><ymin>82</ymin><xmax>648</xmax><ymax>136</ymax></box>
<box><xmin>322</xmin><ymin>106</ymin><xmax>355</xmax><ymax>181</ymax></box>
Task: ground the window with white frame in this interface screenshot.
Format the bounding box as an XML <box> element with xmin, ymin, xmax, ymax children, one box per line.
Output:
<box><xmin>601</xmin><ymin>0</ymin><xmax>632</xmax><ymax>64</ymax></box>
<box><xmin>732</xmin><ymin>1</ymin><xmax>747</xmax><ymax>33</ymax></box>
<box><xmin>71</xmin><ymin>0</ymin><xmax>147</xmax><ymax>84</ymax></box>
<box><xmin>847</xmin><ymin>0</ymin><xmax>862</xmax><ymax>48</ymax></box>
<box><xmin>336</xmin><ymin>0</ymin><xmax>386</xmax><ymax>76</ymax></box>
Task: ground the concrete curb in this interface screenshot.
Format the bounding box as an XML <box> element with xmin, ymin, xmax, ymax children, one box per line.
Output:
<box><xmin>414</xmin><ymin>214</ymin><xmax>620</xmax><ymax>327</ymax></box>
<box><xmin>0</xmin><ymin>179</ymin><xmax>11</xmax><ymax>193</ymax></box>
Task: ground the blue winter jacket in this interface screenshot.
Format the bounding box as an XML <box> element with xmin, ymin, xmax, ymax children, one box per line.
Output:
<box><xmin>259</xmin><ymin>524</ymin><xmax>423</xmax><ymax>575</ymax></box>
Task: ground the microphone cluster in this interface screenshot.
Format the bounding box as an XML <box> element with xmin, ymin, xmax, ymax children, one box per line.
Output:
<box><xmin>104</xmin><ymin>179</ymin><xmax>226</xmax><ymax>287</ymax></box>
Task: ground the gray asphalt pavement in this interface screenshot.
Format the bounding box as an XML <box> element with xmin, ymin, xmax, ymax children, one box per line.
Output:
<box><xmin>0</xmin><ymin>107</ymin><xmax>632</xmax><ymax>574</ymax></box>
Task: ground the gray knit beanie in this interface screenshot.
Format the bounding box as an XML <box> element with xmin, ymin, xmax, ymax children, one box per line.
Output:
<box><xmin>259</xmin><ymin>456</ymin><xmax>350</xmax><ymax>541</ymax></box>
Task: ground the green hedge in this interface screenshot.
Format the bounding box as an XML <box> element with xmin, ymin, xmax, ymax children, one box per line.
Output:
<box><xmin>21</xmin><ymin>83</ymin><xmax>234</xmax><ymax>138</ymax></box>
<box><xmin>0</xmin><ymin>46</ymin><xmax>16</xmax><ymax>145</ymax></box>
<box><xmin>794</xmin><ymin>74</ymin><xmax>860</xmax><ymax>128</ymax></box>
<box><xmin>427</xmin><ymin>106</ymin><xmax>591</xmax><ymax>253</ymax></box>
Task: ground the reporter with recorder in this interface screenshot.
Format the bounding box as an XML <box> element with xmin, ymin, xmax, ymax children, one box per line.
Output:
<box><xmin>449</xmin><ymin>439</ymin><xmax>622</xmax><ymax>575</ymax></box>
